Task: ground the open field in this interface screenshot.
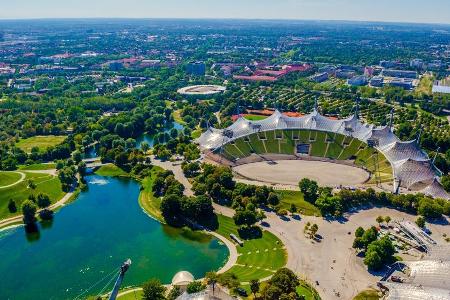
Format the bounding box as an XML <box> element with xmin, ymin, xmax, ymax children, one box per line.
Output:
<box><xmin>215</xmin><ymin>214</ymin><xmax>287</xmax><ymax>283</ymax></box>
<box><xmin>244</xmin><ymin>114</ymin><xmax>268</xmax><ymax>121</ymax></box>
<box><xmin>138</xmin><ymin>166</ymin><xmax>164</xmax><ymax>223</ymax></box>
<box><xmin>16</xmin><ymin>135</ymin><xmax>66</xmax><ymax>153</ymax></box>
<box><xmin>0</xmin><ymin>172</ymin><xmax>22</xmax><ymax>187</ymax></box>
<box><xmin>263</xmin><ymin>207</ymin><xmax>450</xmax><ymax>300</ymax></box>
<box><xmin>277</xmin><ymin>190</ymin><xmax>321</xmax><ymax>216</ymax></box>
<box><xmin>19</xmin><ymin>163</ymin><xmax>57</xmax><ymax>170</ymax></box>
<box><xmin>0</xmin><ymin>172</ymin><xmax>65</xmax><ymax>219</ymax></box>
<box><xmin>233</xmin><ymin>160</ymin><xmax>369</xmax><ymax>187</ymax></box>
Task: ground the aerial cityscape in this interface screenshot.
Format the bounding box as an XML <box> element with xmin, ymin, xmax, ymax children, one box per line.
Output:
<box><xmin>0</xmin><ymin>1</ymin><xmax>450</xmax><ymax>300</ymax></box>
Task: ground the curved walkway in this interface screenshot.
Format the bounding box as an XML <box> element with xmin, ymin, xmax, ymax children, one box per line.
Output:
<box><xmin>0</xmin><ymin>171</ymin><xmax>26</xmax><ymax>189</ymax></box>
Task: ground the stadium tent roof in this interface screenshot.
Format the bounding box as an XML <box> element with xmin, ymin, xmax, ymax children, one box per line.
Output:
<box><xmin>196</xmin><ymin>109</ymin><xmax>449</xmax><ymax>200</ymax></box>
<box><xmin>404</xmin><ymin>260</ymin><xmax>450</xmax><ymax>290</ymax></box>
<box><xmin>383</xmin><ymin>282</ymin><xmax>450</xmax><ymax>300</ymax></box>
<box><xmin>379</xmin><ymin>140</ymin><xmax>428</xmax><ymax>162</ymax></box>
<box><xmin>392</xmin><ymin>159</ymin><xmax>436</xmax><ymax>190</ymax></box>
<box><xmin>420</xmin><ymin>178</ymin><xmax>450</xmax><ymax>200</ymax></box>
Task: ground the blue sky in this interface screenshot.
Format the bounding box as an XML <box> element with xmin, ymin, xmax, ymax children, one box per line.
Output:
<box><xmin>1</xmin><ymin>0</ymin><xmax>449</xmax><ymax>24</ymax></box>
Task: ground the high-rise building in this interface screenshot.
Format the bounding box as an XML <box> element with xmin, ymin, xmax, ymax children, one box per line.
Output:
<box><xmin>186</xmin><ymin>61</ymin><xmax>206</xmax><ymax>76</ymax></box>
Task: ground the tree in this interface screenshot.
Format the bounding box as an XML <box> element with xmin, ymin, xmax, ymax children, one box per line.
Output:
<box><xmin>299</xmin><ymin>178</ymin><xmax>318</xmax><ymax>203</ymax></box>
<box><xmin>72</xmin><ymin>150</ymin><xmax>82</xmax><ymax>164</ymax></box>
<box><xmin>141</xmin><ymin>142</ymin><xmax>150</xmax><ymax>153</ymax></box>
<box><xmin>28</xmin><ymin>179</ymin><xmax>36</xmax><ymax>190</ymax></box>
<box><xmin>310</xmin><ymin>223</ymin><xmax>319</xmax><ymax>238</ymax></box>
<box><xmin>186</xmin><ymin>281</ymin><xmax>205</xmax><ymax>294</ymax></box>
<box><xmin>37</xmin><ymin>193</ymin><xmax>51</xmax><ymax>209</ymax></box>
<box><xmin>385</xmin><ymin>216</ymin><xmax>391</xmax><ymax>226</ymax></box>
<box><xmin>205</xmin><ymin>271</ymin><xmax>219</xmax><ymax>295</ymax></box>
<box><xmin>233</xmin><ymin>209</ymin><xmax>258</xmax><ymax>227</ymax></box>
<box><xmin>8</xmin><ymin>199</ymin><xmax>17</xmax><ymax>213</ymax></box>
<box><xmin>355</xmin><ymin>226</ymin><xmax>365</xmax><ymax>238</ymax></box>
<box><xmin>142</xmin><ymin>278</ymin><xmax>166</xmax><ymax>300</ymax></box>
<box><xmin>416</xmin><ymin>216</ymin><xmax>426</xmax><ymax>228</ymax></box>
<box><xmin>167</xmin><ymin>287</ymin><xmax>181</xmax><ymax>300</ymax></box>
<box><xmin>262</xmin><ymin>268</ymin><xmax>299</xmax><ymax>300</ymax></box>
<box><xmin>364</xmin><ymin>248</ymin><xmax>383</xmax><ymax>270</ymax></box>
<box><xmin>21</xmin><ymin>200</ymin><xmax>37</xmax><ymax>225</ymax></box>
<box><xmin>376</xmin><ymin>216</ymin><xmax>384</xmax><ymax>226</ymax></box>
<box><xmin>250</xmin><ymin>279</ymin><xmax>260</xmax><ymax>297</ymax></box>
<box><xmin>267</xmin><ymin>192</ymin><xmax>280</xmax><ymax>206</ymax></box>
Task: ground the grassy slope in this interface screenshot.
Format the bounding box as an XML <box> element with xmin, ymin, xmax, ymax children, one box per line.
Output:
<box><xmin>16</xmin><ymin>135</ymin><xmax>67</xmax><ymax>153</ymax></box>
<box><xmin>173</xmin><ymin>109</ymin><xmax>187</xmax><ymax>125</ymax></box>
<box><xmin>138</xmin><ymin>166</ymin><xmax>164</xmax><ymax>223</ymax></box>
<box><xmin>353</xmin><ymin>289</ymin><xmax>379</xmax><ymax>300</ymax></box>
<box><xmin>117</xmin><ymin>290</ymin><xmax>143</xmax><ymax>300</ymax></box>
<box><xmin>0</xmin><ymin>172</ymin><xmax>65</xmax><ymax>219</ymax></box>
<box><xmin>95</xmin><ymin>164</ymin><xmax>128</xmax><ymax>177</ymax></box>
<box><xmin>216</xmin><ymin>214</ymin><xmax>287</xmax><ymax>282</ymax></box>
<box><xmin>296</xmin><ymin>281</ymin><xmax>322</xmax><ymax>300</ymax></box>
<box><xmin>0</xmin><ymin>172</ymin><xmax>22</xmax><ymax>186</ymax></box>
<box><xmin>19</xmin><ymin>163</ymin><xmax>57</xmax><ymax>170</ymax></box>
<box><xmin>277</xmin><ymin>190</ymin><xmax>321</xmax><ymax>216</ymax></box>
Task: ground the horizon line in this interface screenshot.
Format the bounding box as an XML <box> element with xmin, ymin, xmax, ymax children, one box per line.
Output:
<box><xmin>0</xmin><ymin>17</ymin><xmax>449</xmax><ymax>26</ymax></box>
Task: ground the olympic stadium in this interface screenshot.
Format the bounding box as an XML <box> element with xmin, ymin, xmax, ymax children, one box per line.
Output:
<box><xmin>177</xmin><ymin>85</ymin><xmax>226</xmax><ymax>96</ymax></box>
<box><xmin>196</xmin><ymin>107</ymin><xmax>449</xmax><ymax>200</ymax></box>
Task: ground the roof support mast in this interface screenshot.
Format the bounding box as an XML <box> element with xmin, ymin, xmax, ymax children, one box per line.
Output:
<box><xmin>108</xmin><ymin>259</ymin><xmax>131</xmax><ymax>300</ymax></box>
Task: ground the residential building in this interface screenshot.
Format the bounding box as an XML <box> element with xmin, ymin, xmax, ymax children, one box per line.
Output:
<box><xmin>382</xmin><ymin>69</ymin><xmax>417</xmax><ymax>79</ymax></box>
<box><xmin>347</xmin><ymin>75</ymin><xmax>368</xmax><ymax>86</ymax></box>
<box><xmin>310</xmin><ymin>72</ymin><xmax>328</xmax><ymax>83</ymax></box>
<box><xmin>370</xmin><ymin>76</ymin><xmax>384</xmax><ymax>87</ymax></box>
<box><xmin>186</xmin><ymin>61</ymin><xmax>206</xmax><ymax>76</ymax></box>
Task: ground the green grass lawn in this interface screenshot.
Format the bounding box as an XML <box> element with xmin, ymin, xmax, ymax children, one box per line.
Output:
<box><xmin>0</xmin><ymin>172</ymin><xmax>22</xmax><ymax>186</ymax></box>
<box><xmin>0</xmin><ymin>172</ymin><xmax>65</xmax><ymax>220</ymax></box>
<box><xmin>173</xmin><ymin>109</ymin><xmax>187</xmax><ymax>125</ymax></box>
<box><xmin>244</xmin><ymin>115</ymin><xmax>268</xmax><ymax>121</ymax></box>
<box><xmin>116</xmin><ymin>290</ymin><xmax>143</xmax><ymax>300</ymax></box>
<box><xmin>296</xmin><ymin>281</ymin><xmax>322</xmax><ymax>300</ymax></box>
<box><xmin>16</xmin><ymin>135</ymin><xmax>67</xmax><ymax>153</ymax></box>
<box><xmin>215</xmin><ymin>214</ymin><xmax>287</xmax><ymax>283</ymax></box>
<box><xmin>138</xmin><ymin>166</ymin><xmax>164</xmax><ymax>223</ymax></box>
<box><xmin>277</xmin><ymin>190</ymin><xmax>321</xmax><ymax>216</ymax></box>
<box><xmin>95</xmin><ymin>164</ymin><xmax>128</xmax><ymax>177</ymax></box>
<box><xmin>19</xmin><ymin>163</ymin><xmax>57</xmax><ymax>170</ymax></box>
<box><xmin>353</xmin><ymin>289</ymin><xmax>379</xmax><ymax>300</ymax></box>
<box><xmin>191</xmin><ymin>128</ymin><xmax>202</xmax><ymax>139</ymax></box>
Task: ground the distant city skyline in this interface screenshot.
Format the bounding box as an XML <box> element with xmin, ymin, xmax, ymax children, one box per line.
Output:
<box><xmin>1</xmin><ymin>0</ymin><xmax>450</xmax><ymax>24</ymax></box>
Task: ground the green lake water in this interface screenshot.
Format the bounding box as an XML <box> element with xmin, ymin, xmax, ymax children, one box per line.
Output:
<box><xmin>0</xmin><ymin>175</ymin><xmax>228</xmax><ymax>300</ymax></box>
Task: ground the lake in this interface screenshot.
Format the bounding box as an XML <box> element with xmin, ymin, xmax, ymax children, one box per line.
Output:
<box><xmin>0</xmin><ymin>175</ymin><xmax>227</xmax><ymax>300</ymax></box>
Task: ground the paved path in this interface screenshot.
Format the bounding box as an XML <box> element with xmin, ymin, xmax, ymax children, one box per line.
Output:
<box><xmin>0</xmin><ymin>171</ymin><xmax>26</xmax><ymax>189</ymax></box>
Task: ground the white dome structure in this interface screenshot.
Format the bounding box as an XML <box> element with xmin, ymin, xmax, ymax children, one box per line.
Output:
<box><xmin>172</xmin><ymin>271</ymin><xmax>195</xmax><ymax>287</ymax></box>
